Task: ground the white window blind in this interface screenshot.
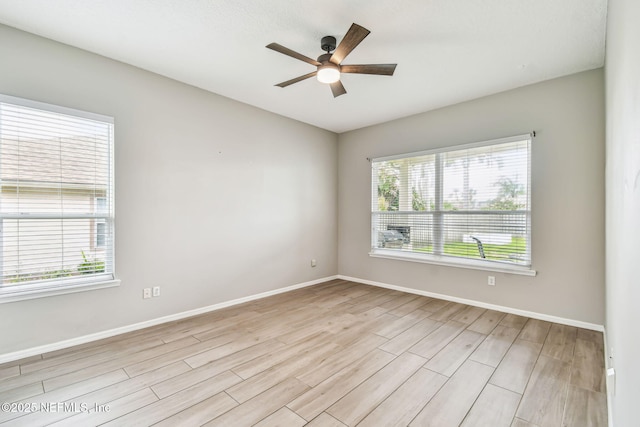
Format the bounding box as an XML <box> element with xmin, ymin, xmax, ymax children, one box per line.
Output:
<box><xmin>371</xmin><ymin>134</ymin><xmax>532</xmax><ymax>273</ymax></box>
<box><xmin>0</xmin><ymin>95</ymin><xmax>115</xmax><ymax>297</ymax></box>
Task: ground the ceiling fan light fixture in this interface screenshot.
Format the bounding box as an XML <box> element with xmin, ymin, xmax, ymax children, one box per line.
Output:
<box><xmin>317</xmin><ymin>63</ymin><xmax>340</xmax><ymax>84</ymax></box>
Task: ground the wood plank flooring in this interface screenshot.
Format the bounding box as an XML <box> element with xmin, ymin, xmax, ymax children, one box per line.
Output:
<box><xmin>0</xmin><ymin>279</ymin><xmax>608</xmax><ymax>426</ymax></box>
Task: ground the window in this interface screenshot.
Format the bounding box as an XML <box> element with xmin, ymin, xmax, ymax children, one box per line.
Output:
<box><xmin>0</xmin><ymin>94</ymin><xmax>117</xmax><ymax>302</ymax></box>
<box><xmin>371</xmin><ymin>134</ymin><xmax>534</xmax><ymax>275</ymax></box>
<box><xmin>95</xmin><ymin>197</ymin><xmax>106</xmax><ymax>248</ymax></box>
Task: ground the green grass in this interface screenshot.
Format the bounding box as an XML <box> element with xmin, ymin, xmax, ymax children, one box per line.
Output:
<box><xmin>9</xmin><ymin>269</ymin><xmax>73</xmax><ymax>283</ymax></box>
<box><xmin>415</xmin><ymin>236</ymin><xmax>527</xmax><ymax>262</ymax></box>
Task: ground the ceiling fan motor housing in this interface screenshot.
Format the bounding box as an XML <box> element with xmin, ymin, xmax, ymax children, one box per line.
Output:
<box><xmin>321</xmin><ymin>36</ymin><xmax>336</xmax><ymax>53</ymax></box>
<box><xmin>317</xmin><ymin>53</ymin><xmax>333</xmax><ymax>64</ymax></box>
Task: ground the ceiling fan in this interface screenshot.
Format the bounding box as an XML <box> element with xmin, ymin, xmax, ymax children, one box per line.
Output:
<box><xmin>266</xmin><ymin>23</ymin><xmax>397</xmax><ymax>98</ymax></box>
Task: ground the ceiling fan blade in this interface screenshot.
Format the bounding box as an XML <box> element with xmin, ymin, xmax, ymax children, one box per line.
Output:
<box><xmin>340</xmin><ymin>64</ymin><xmax>397</xmax><ymax>76</ymax></box>
<box><xmin>275</xmin><ymin>71</ymin><xmax>317</xmax><ymax>88</ymax></box>
<box><xmin>330</xmin><ymin>23</ymin><xmax>370</xmax><ymax>65</ymax></box>
<box><xmin>266</xmin><ymin>43</ymin><xmax>321</xmax><ymax>66</ymax></box>
<box><xmin>330</xmin><ymin>80</ymin><xmax>347</xmax><ymax>98</ymax></box>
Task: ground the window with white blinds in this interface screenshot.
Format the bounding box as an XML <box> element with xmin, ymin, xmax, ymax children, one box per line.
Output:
<box><xmin>0</xmin><ymin>95</ymin><xmax>116</xmax><ymax>300</ymax></box>
<box><xmin>371</xmin><ymin>134</ymin><xmax>533</xmax><ymax>274</ymax></box>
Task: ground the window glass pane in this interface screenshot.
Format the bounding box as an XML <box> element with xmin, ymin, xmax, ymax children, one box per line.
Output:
<box><xmin>374</xmin><ymin>160</ymin><xmax>401</xmax><ymax>211</ymax></box>
<box><xmin>410</xmin><ymin>156</ymin><xmax>436</xmax><ymax>211</ymax></box>
<box><xmin>442</xmin><ymin>142</ymin><xmax>529</xmax><ymax>211</ymax></box>
<box><xmin>439</xmin><ymin>212</ymin><xmax>528</xmax><ymax>264</ymax></box>
<box><xmin>2</xmin><ymin>218</ymin><xmax>107</xmax><ymax>284</ymax></box>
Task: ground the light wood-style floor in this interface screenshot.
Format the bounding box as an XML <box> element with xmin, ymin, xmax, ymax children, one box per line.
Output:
<box><xmin>0</xmin><ymin>280</ymin><xmax>607</xmax><ymax>426</ymax></box>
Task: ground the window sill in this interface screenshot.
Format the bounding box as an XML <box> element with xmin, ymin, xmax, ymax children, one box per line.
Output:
<box><xmin>0</xmin><ymin>277</ymin><xmax>121</xmax><ymax>304</ymax></box>
<box><xmin>369</xmin><ymin>249</ymin><xmax>537</xmax><ymax>276</ymax></box>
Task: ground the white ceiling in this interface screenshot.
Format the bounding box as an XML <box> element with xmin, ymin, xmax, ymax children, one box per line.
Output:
<box><xmin>0</xmin><ymin>0</ymin><xmax>607</xmax><ymax>133</ymax></box>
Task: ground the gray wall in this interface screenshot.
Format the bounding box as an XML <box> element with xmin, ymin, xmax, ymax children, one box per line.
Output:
<box><xmin>338</xmin><ymin>69</ymin><xmax>605</xmax><ymax>325</ymax></box>
<box><xmin>0</xmin><ymin>24</ymin><xmax>338</xmax><ymax>354</ymax></box>
<box><xmin>605</xmin><ymin>0</ymin><xmax>640</xmax><ymax>425</ymax></box>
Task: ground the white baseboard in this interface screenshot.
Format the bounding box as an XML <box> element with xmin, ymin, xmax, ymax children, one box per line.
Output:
<box><xmin>602</xmin><ymin>327</ymin><xmax>614</xmax><ymax>427</ymax></box>
<box><xmin>338</xmin><ymin>275</ymin><xmax>605</xmax><ymax>332</ymax></box>
<box><xmin>0</xmin><ymin>275</ymin><xmax>338</xmax><ymax>364</ymax></box>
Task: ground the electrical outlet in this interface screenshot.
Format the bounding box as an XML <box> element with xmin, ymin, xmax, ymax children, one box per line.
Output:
<box><xmin>487</xmin><ymin>276</ymin><xmax>496</xmax><ymax>286</ymax></box>
<box><xmin>143</xmin><ymin>288</ymin><xmax>152</xmax><ymax>299</ymax></box>
<box><xmin>311</xmin><ymin>259</ymin><xmax>317</xmax><ymax>267</ymax></box>
<box><xmin>152</xmin><ymin>286</ymin><xmax>161</xmax><ymax>297</ymax></box>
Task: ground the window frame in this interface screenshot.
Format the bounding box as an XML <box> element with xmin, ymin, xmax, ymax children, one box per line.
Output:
<box><xmin>0</xmin><ymin>94</ymin><xmax>120</xmax><ymax>303</ymax></box>
<box><xmin>369</xmin><ymin>133</ymin><xmax>536</xmax><ymax>276</ymax></box>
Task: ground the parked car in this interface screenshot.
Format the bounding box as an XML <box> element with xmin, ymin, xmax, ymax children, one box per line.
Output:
<box><xmin>378</xmin><ymin>230</ymin><xmax>405</xmax><ymax>249</ymax></box>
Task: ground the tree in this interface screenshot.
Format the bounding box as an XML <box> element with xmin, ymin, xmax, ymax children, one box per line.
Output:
<box><xmin>412</xmin><ymin>187</ymin><xmax>427</xmax><ymax>211</ymax></box>
<box><xmin>377</xmin><ymin>162</ymin><xmax>400</xmax><ymax>211</ymax></box>
<box><xmin>486</xmin><ymin>177</ymin><xmax>525</xmax><ymax>210</ymax></box>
